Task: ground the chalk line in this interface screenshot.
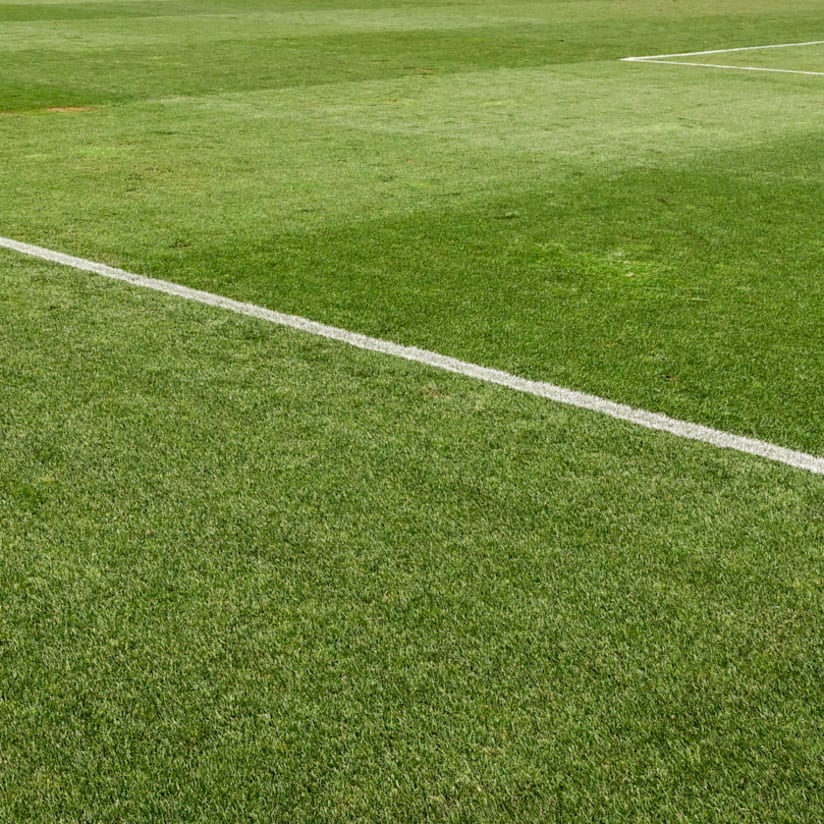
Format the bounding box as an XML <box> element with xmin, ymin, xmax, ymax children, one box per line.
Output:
<box><xmin>2</xmin><ymin>235</ymin><xmax>822</xmax><ymax>476</ymax></box>
<box><xmin>622</xmin><ymin>39</ymin><xmax>824</xmax><ymax>77</ymax></box>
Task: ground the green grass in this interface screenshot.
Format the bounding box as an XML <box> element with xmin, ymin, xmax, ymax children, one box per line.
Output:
<box><xmin>3</xmin><ymin>1</ymin><xmax>824</xmax><ymax>453</ymax></box>
<box><xmin>3</xmin><ymin>253</ymin><xmax>823</xmax><ymax>822</ymax></box>
<box><xmin>2</xmin><ymin>1</ymin><xmax>823</xmax><ymax>820</ymax></box>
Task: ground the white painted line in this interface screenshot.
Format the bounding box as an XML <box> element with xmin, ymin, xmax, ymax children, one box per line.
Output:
<box><xmin>624</xmin><ymin>60</ymin><xmax>824</xmax><ymax>78</ymax></box>
<box><xmin>622</xmin><ymin>39</ymin><xmax>824</xmax><ymax>77</ymax></box>
<box><xmin>624</xmin><ymin>39</ymin><xmax>824</xmax><ymax>61</ymax></box>
<box><xmin>2</xmin><ymin>235</ymin><xmax>823</xmax><ymax>476</ymax></box>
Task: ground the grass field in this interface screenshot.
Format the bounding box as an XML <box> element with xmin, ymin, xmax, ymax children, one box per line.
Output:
<box><xmin>2</xmin><ymin>1</ymin><xmax>823</xmax><ymax>820</ymax></box>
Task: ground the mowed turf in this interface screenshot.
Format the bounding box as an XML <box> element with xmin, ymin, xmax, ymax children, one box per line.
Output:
<box><xmin>1</xmin><ymin>1</ymin><xmax>824</xmax><ymax>821</ymax></box>
<box><xmin>2</xmin><ymin>0</ymin><xmax>824</xmax><ymax>454</ymax></box>
<box><xmin>2</xmin><ymin>254</ymin><xmax>823</xmax><ymax>822</ymax></box>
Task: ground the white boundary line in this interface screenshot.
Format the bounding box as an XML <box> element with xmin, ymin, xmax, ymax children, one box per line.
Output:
<box><xmin>622</xmin><ymin>39</ymin><xmax>824</xmax><ymax>77</ymax></box>
<box><xmin>2</xmin><ymin>235</ymin><xmax>823</xmax><ymax>476</ymax></box>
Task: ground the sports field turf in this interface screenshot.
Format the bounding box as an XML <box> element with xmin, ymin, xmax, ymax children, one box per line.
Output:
<box><xmin>1</xmin><ymin>1</ymin><xmax>823</xmax><ymax>820</ymax></box>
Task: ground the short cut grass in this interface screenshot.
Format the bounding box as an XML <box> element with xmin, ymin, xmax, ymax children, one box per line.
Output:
<box><xmin>1</xmin><ymin>1</ymin><xmax>823</xmax><ymax>821</ymax></box>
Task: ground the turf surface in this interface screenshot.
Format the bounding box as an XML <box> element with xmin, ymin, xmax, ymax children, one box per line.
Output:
<box><xmin>2</xmin><ymin>1</ymin><xmax>823</xmax><ymax>820</ymax></box>
<box><xmin>3</xmin><ymin>0</ymin><xmax>824</xmax><ymax>452</ymax></box>
<box><xmin>3</xmin><ymin>253</ymin><xmax>823</xmax><ymax>821</ymax></box>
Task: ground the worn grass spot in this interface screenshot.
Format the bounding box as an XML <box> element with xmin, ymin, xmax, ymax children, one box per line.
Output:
<box><xmin>44</xmin><ymin>106</ymin><xmax>97</xmax><ymax>114</ymax></box>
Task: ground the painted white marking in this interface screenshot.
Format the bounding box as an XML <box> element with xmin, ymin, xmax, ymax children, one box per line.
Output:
<box><xmin>2</xmin><ymin>235</ymin><xmax>823</xmax><ymax>476</ymax></box>
<box><xmin>622</xmin><ymin>39</ymin><xmax>824</xmax><ymax>77</ymax></box>
<box><xmin>624</xmin><ymin>60</ymin><xmax>824</xmax><ymax>78</ymax></box>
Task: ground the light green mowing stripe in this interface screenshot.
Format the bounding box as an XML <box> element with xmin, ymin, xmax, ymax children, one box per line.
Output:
<box><xmin>3</xmin><ymin>235</ymin><xmax>823</xmax><ymax>477</ymax></box>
